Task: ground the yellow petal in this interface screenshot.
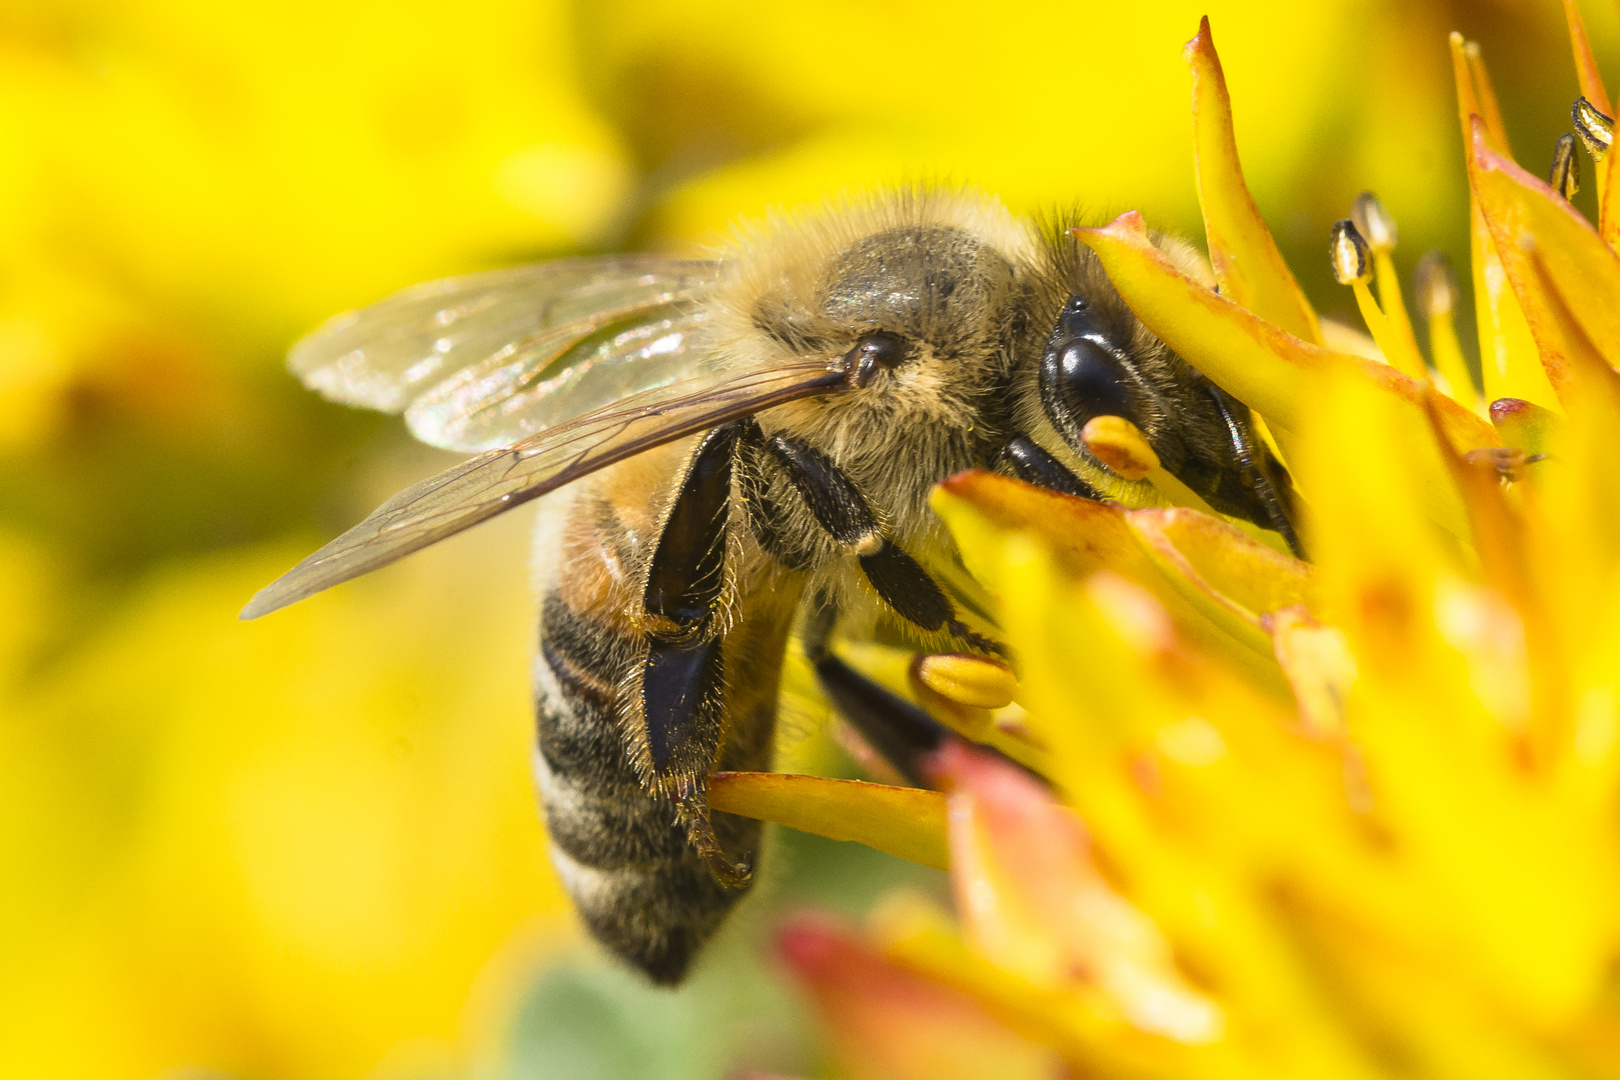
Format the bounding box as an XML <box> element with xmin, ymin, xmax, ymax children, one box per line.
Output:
<box><xmin>1125</xmin><ymin>507</ymin><xmax>1317</xmax><ymax>627</ymax></box>
<box><xmin>1561</xmin><ymin>0</ymin><xmax>1612</xmax><ymax>114</ymax></box>
<box><xmin>708</xmin><ymin>771</ymin><xmax>949</xmax><ymax>871</ymax></box>
<box><xmin>933</xmin><ymin>472</ymin><xmax>1285</xmax><ymax>682</ymax></box>
<box><xmin>1448</xmin><ymin>34</ymin><xmax>1557</xmax><ymax>409</ymax></box>
<box><xmin>1268</xmin><ymin>605</ymin><xmax>1356</xmax><ymax>738</ymax></box>
<box><xmin>1184</xmin><ymin>17</ymin><xmax>1322</xmax><ymax>346</ymax></box>
<box><xmin>1469</xmin><ymin>125</ymin><xmax>1620</xmax><ymax>386</ymax></box>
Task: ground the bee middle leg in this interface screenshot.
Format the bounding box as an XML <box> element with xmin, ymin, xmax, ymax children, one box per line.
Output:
<box><xmin>800</xmin><ymin>601</ymin><xmax>949</xmax><ymax>788</ymax></box>
<box><xmin>639</xmin><ymin>421</ymin><xmax>751</xmax><ymax>887</ymax></box>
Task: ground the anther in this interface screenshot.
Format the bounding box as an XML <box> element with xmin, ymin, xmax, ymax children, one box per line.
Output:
<box><xmin>1550</xmin><ymin>133</ymin><xmax>1580</xmax><ymax>200</ymax></box>
<box><xmin>1080</xmin><ymin>415</ymin><xmax>1159</xmax><ymax>480</ymax></box>
<box><xmin>1413</xmin><ymin>251</ymin><xmax>1457</xmax><ymax>319</ymax></box>
<box><xmin>1329</xmin><ymin>220</ymin><xmax>1372</xmax><ymax>286</ymax></box>
<box><xmin>1573</xmin><ymin>96</ymin><xmax>1613</xmax><ymax>160</ymax></box>
<box><xmin>1350</xmin><ymin>192</ymin><xmax>1397</xmax><ymax>254</ymax></box>
<box><xmin>915</xmin><ymin>653</ymin><xmax>1018</xmax><ymax>710</ymax></box>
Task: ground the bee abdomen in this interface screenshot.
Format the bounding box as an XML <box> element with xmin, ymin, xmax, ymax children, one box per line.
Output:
<box><xmin>534</xmin><ymin>591</ymin><xmax>760</xmax><ymax>985</ymax></box>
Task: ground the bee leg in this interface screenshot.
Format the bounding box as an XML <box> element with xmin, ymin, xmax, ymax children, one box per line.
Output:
<box><xmin>1205</xmin><ymin>386</ymin><xmax>1307</xmax><ymax>559</ymax></box>
<box><xmin>801</xmin><ymin>602</ymin><xmax>948</xmax><ymax>787</ymax></box>
<box><xmin>736</xmin><ymin>418</ymin><xmax>815</xmax><ymax>570</ymax></box>
<box><xmin>640</xmin><ymin>421</ymin><xmax>751</xmax><ymax>887</ymax></box>
<box><xmin>760</xmin><ymin>433</ymin><xmax>999</xmax><ymax>655</ymax></box>
<box><xmin>1000</xmin><ymin>434</ymin><xmax>1102</xmax><ymax>499</ymax></box>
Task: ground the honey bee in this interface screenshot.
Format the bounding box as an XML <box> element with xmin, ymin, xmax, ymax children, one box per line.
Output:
<box><xmin>242</xmin><ymin>189</ymin><xmax>1298</xmax><ymax>984</ymax></box>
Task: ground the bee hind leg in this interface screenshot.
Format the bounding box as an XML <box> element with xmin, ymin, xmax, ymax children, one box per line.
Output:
<box><xmin>640</xmin><ymin>421</ymin><xmax>752</xmax><ymax>887</ymax></box>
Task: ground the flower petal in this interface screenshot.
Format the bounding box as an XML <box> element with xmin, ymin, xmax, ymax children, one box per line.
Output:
<box><xmin>708</xmin><ymin>771</ymin><xmax>949</xmax><ymax>870</ymax></box>
<box><xmin>778</xmin><ymin>915</ymin><xmax>1065</xmax><ymax>1080</ymax></box>
<box><xmin>1268</xmin><ymin>605</ymin><xmax>1356</xmax><ymax>738</ymax></box>
<box><xmin>1125</xmin><ymin>507</ymin><xmax>1317</xmax><ymax>627</ymax></box>
<box><xmin>937</xmin><ymin>742</ymin><xmax>1226</xmax><ymax>1046</ymax></box>
<box><xmin>933</xmin><ymin>472</ymin><xmax>1286</xmax><ymax>683</ymax></box>
<box><xmin>1448</xmin><ymin>35</ymin><xmax>1558</xmax><ymax>408</ymax></box>
<box><xmin>1184</xmin><ymin>17</ymin><xmax>1322</xmax><ymax>346</ymax></box>
<box><xmin>1468</xmin><ymin>120</ymin><xmax>1620</xmax><ymax>400</ymax></box>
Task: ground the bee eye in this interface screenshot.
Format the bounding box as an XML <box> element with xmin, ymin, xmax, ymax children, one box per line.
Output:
<box><xmin>1054</xmin><ymin>337</ymin><xmax>1132</xmax><ymax>421</ymax></box>
<box><xmin>853</xmin><ymin>332</ymin><xmax>908</xmax><ymax>369</ymax></box>
<box><xmin>1039</xmin><ymin>295</ymin><xmax>1148</xmax><ymax>456</ymax></box>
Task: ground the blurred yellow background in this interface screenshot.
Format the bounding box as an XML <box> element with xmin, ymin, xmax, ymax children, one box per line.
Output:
<box><xmin>0</xmin><ymin>1</ymin><xmax>1611</xmax><ymax>1077</ymax></box>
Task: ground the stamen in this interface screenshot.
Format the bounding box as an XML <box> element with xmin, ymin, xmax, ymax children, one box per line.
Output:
<box><xmin>1081</xmin><ymin>414</ymin><xmax>1159</xmax><ymax>480</ymax></box>
<box><xmin>1562</xmin><ymin>0</ymin><xmax>1617</xmax><ymax>235</ymax></box>
<box><xmin>1573</xmin><ymin>95</ymin><xmax>1613</xmax><ymax>160</ymax></box>
<box><xmin>1332</xmin><ymin>220</ymin><xmax>1428</xmax><ymax>382</ymax></box>
<box><xmin>1351</xmin><ymin>193</ymin><xmax>1424</xmax><ymax>382</ymax></box>
<box><xmin>1488</xmin><ymin>397</ymin><xmax>1563</xmax><ymax>457</ymax></box>
<box><xmin>1550</xmin><ymin>133</ymin><xmax>1581</xmax><ymax>200</ymax></box>
<box><xmin>1414</xmin><ymin>251</ymin><xmax>1481</xmax><ymax>410</ymax></box>
<box><xmin>1080</xmin><ymin>415</ymin><xmax>1226</xmax><ymax>519</ymax></box>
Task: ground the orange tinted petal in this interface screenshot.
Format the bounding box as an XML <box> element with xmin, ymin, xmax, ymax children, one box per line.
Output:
<box><xmin>938</xmin><ymin>743</ymin><xmax>1225</xmax><ymax>1045</ymax></box>
<box><xmin>708</xmin><ymin>771</ymin><xmax>949</xmax><ymax>870</ymax></box>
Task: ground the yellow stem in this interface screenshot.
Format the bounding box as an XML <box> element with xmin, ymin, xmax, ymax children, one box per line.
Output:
<box><xmin>1427</xmin><ymin>311</ymin><xmax>1483</xmax><ymax>414</ymax></box>
<box><xmin>1373</xmin><ymin>251</ymin><xmax>1424</xmax><ymax>373</ymax></box>
<box><xmin>1352</xmin><ymin>279</ymin><xmax>1428</xmax><ymax>381</ymax></box>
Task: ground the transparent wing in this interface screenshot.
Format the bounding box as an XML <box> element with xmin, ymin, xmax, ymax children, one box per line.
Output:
<box><xmin>290</xmin><ymin>256</ymin><xmax>718</xmax><ymax>413</ymax></box>
<box><xmin>403</xmin><ymin>301</ymin><xmax>715</xmax><ymax>453</ymax></box>
<box><xmin>241</xmin><ymin>359</ymin><xmax>851</xmax><ymax>620</ymax></box>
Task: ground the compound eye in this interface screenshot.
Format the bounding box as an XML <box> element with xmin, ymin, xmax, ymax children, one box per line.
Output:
<box><xmin>1055</xmin><ymin>337</ymin><xmax>1133</xmax><ymax>422</ymax></box>
<box><xmin>853</xmin><ymin>331</ymin><xmax>908</xmax><ymax>369</ymax></box>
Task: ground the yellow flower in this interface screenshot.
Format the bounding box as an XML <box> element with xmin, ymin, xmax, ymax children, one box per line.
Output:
<box><xmin>718</xmin><ymin>12</ymin><xmax>1620</xmax><ymax>1078</ymax></box>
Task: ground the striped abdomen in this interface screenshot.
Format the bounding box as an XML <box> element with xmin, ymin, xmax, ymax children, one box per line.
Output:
<box><xmin>531</xmin><ymin>449</ymin><xmax>800</xmax><ymax>984</ymax></box>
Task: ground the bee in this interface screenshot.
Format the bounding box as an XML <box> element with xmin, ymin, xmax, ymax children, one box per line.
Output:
<box><xmin>242</xmin><ymin>189</ymin><xmax>1298</xmax><ymax>985</ymax></box>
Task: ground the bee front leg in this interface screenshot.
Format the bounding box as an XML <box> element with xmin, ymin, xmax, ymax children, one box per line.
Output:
<box><xmin>640</xmin><ymin>422</ymin><xmax>751</xmax><ymax>888</ymax></box>
<box><xmin>759</xmin><ymin>432</ymin><xmax>999</xmax><ymax>656</ymax></box>
<box><xmin>1205</xmin><ymin>386</ymin><xmax>1306</xmax><ymax>559</ymax></box>
<box><xmin>1000</xmin><ymin>433</ymin><xmax>1102</xmax><ymax>499</ymax></box>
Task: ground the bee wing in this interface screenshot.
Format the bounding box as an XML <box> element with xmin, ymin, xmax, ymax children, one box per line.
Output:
<box><xmin>403</xmin><ymin>301</ymin><xmax>715</xmax><ymax>453</ymax></box>
<box><xmin>290</xmin><ymin>256</ymin><xmax>718</xmax><ymax>414</ymax></box>
<box><xmin>241</xmin><ymin>358</ymin><xmax>849</xmax><ymax>620</ymax></box>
